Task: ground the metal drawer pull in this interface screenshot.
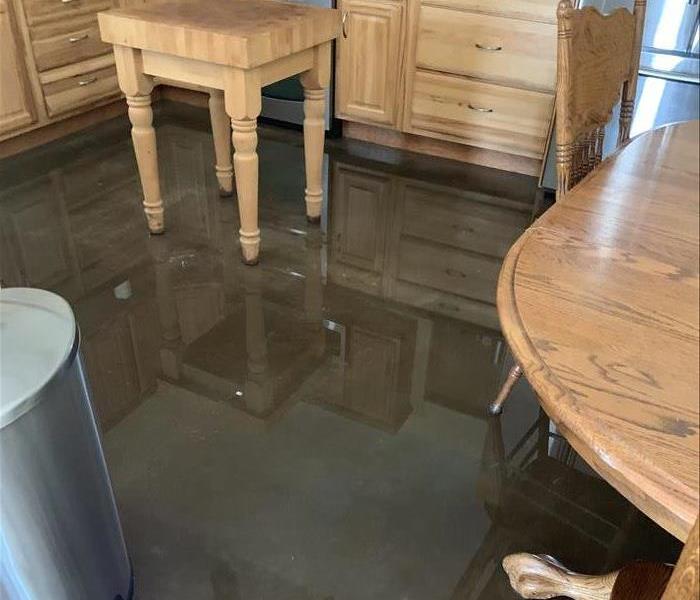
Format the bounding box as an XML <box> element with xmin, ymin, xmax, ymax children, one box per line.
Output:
<box><xmin>342</xmin><ymin>11</ymin><xmax>348</xmax><ymax>38</ymax></box>
<box><xmin>68</xmin><ymin>33</ymin><xmax>88</xmax><ymax>43</ymax></box>
<box><xmin>475</xmin><ymin>43</ymin><xmax>503</xmax><ymax>51</ymax></box>
<box><xmin>78</xmin><ymin>76</ymin><xmax>97</xmax><ymax>86</ymax></box>
<box><xmin>61</xmin><ymin>0</ymin><xmax>76</xmax><ymax>4</ymax></box>
<box><xmin>468</xmin><ymin>104</ymin><xmax>493</xmax><ymax>113</ymax></box>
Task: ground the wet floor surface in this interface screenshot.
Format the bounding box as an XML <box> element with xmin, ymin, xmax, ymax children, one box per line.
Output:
<box><xmin>0</xmin><ymin>103</ymin><xmax>682</xmax><ymax>599</ymax></box>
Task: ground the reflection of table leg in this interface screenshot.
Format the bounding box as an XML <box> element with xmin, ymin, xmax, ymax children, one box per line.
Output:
<box><xmin>113</xmin><ymin>46</ymin><xmax>162</xmax><ymax>234</ymax></box>
<box><xmin>300</xmin><ymin>42</ymin><xmax>331</xmax><ymax>223</ymax></box>
<box><xmin>225</xmin><ymin>69</ymin><xmax>262</xmax><ymax>265</ymax></box>
<box><xmin>502</xmin><ymin>553</ymin><xmax>673</xmax><ymax>600</ymax></box>
<box><xmin>208</xmin><ymin>89</ymin><xmax>233</xmax><ymax>197</ymax></box>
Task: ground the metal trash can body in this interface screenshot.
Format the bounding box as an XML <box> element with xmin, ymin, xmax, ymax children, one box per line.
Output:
<box><xmin>0</xmin><ymin>288</ymin><xmax>132</xmax><ymax>600</ymax></box>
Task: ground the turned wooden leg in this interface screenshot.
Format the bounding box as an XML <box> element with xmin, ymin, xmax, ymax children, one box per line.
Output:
<box><xmin>231</xmin><ymin>118</ymin><xmax>260</xmax><ymax>265</ymax></box>
<box><xmin>127</xmin><ymin>94</ymin><xmax>163</xmax><ymax>233</ymax></box>
<box><xmin>301</xmin><ymin>87</ymin><xmax>325</xmax><ymax>223</ymax></box>
<box><xmin>488</xmin><ymin>363</ymin><xmax>523</xmax><ymax>416</ymax></box>
<box><xmin>224</xmin><ymin>68</ymin><xmax>262</xmax><ymax>265</ymax></box>
<box><xmin>208</xmin><ymin>89</ymin><xmax>233</xmax><ymax>197</ymax></box>
<box><xmin>300</xmin><ymin>42</ymin><xmax>331</xmax><ymax>224</ymax></box>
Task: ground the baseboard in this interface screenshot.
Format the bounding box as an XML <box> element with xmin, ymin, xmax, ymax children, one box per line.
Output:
<box><xmin>342</xmin><ymin>121</ymin><xmax>542</xmax><ymax>177</ymax></box>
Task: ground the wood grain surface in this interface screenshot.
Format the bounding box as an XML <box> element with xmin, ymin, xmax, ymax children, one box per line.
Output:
<box><xmin>497</xmin><ymin>121</ymin><xmax>700</xmax><ymax>542</ymax></box>
<box><xmin>98</xmin><ymin>0</ymin><xmax>340</xmax><ymax>68</ymax></box>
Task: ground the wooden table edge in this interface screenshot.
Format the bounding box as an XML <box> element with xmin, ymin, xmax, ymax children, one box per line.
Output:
<box><xmin>496</xmin><ymin>212</ymin><xmax>698</xmax><ymax>543</ymax></box>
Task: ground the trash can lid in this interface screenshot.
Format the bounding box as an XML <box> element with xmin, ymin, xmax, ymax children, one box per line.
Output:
<box><xmin>0</xmin><ymin>288</ymin><xmax>77</xmax><ymax>429</ymax></box>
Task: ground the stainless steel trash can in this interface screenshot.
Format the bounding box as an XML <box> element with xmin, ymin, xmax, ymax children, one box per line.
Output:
<box><xmin>0</xmin><ymin>288</ymin><xmax>133</xmax><ymax>600</ymax></box>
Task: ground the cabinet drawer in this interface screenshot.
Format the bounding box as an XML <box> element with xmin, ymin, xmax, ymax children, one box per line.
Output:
<box><xmin>42</xmin><ymin>59</ymin><xmax>119</xmax><ymax>117</ymax></box>
<box><xmin>417</xmin><ymin>7</ymin><xmax>556</xmax><ymax>91</ymax></box>
<box><xmin>396</xmin><ymin>236</ymin><xmax>501</xmax><ymax>305</ymax></box>
<box><xmin>410</xmin><ymin>70</ymin><xmax>553</xmax><ymax>158</ymax></box>
<box><xmin>421</xmin><ymin>0</ymin><xmax>557</xmax><ymax>23</ymax></box>
<box><xmin>31</xmin><ymin>16</ymin><xmax>111</xmax><ymax>72</ymax></box>
<box><xmin>23</xmin><ymin>0</ymin><xmax>112</xmax><ymax>26</ymax></box>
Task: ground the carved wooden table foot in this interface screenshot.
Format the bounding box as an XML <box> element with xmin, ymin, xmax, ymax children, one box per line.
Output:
<box><xmin>502</xmin><ymin>553</ymin><xmax>673</xmax><ymax>600</ymax></box>
<box><xmin>99</xmin><ymin>0</ymin><xmax>340</xmax><ymax>264</ymax></box>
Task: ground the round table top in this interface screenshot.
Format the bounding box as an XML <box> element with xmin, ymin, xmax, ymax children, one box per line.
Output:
<box><xmin>498</xmin><ymin>121</ymin><xmax>700</xmax><ymax>542</ymax></box>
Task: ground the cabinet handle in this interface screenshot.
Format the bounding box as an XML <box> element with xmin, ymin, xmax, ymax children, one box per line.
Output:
<box><xmin>68</xmin><ymin>33</ymin><xmax>89</xmax><ymax>43</ymax></box>
<box><xmin>78</xmin><ymin>76</ymin><xmax>97</xmax><ymax>86</ymax></box>
<box><xmin>342</xmin><ymin>11</ymin><xmax>348</xmax><ymax>38</ymax></box>
<box><xmin>475</xmin><ymin>43</ymin><xmax>502</xmax><ymax>51</ymax></box>
<box><xmin>61</xmin><ymin>0</ymin><xmax>76</xmax><ymax>4</ymax></box>
<box><xmin>468</xmin><ymin>104</ymin><xmax>493</xmax><ymax>113</ymax></box>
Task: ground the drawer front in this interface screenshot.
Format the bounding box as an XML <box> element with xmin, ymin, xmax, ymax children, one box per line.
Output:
<box><xmin>397</xmin><ymin>236</ymin><xmax>501</xmax><ymax>305</ymax></box>
<box><xmin>42</xmin><ymin>62</ymin><xmax>119</xmax><ymax>117</ymax></box>
<box><xmin>421</xmin><ymin>0</ymin><xmax>557</xmax><ymax>23</ymax></box>
<box><xmin>417</xmin><ymin>7</ymin><xmax>556</xmax><ymax>91</ymax></box>
<box><xmin>23</xmin><ymin>0</ymin><xmax>112</xmax><ymax>26</ymax></box>
<box><xmin>410</xmin><ymin>70</ymin><xmax>553</xmax><ymax>158</ymax></box>
<box><xmin>31</xmin><ymin>16</ymin><xmax>111</xmax><ymax>72</ymax></box>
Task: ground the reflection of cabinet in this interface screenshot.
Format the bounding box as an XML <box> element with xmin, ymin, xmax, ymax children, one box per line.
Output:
<box><xmin>336</xmin><ymin>0</ymin><xmax>404</xmax><ymax>127</ymax></box>
<box><xmin>82</xmin><ymin>300</ymin><xmax>160</xmax><ymax>428</ymax></box>
<box><xmin>331</xmin><ymin>163</ymin><xmax>392</xmax><ymax>293</ymax></box>
<box><xmin>0</xmin><ymin>174</ymin><xmax>83</xmax><ymax>297</ymax></box>
<box><xmin>330</xmin><ymin>159</ymin><xmax>531</xmax><ymax>329</ymax></box>
<box><xmin>0</xmin><ymin>0</ymin><xmax>36</xmax><ymax>135</ymax></box>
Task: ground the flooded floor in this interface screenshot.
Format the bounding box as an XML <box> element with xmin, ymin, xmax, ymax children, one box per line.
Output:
<box><xmin>0</xmin><ymin>102</ymin><xmax>682</xmax><ymax>599</ymax></box>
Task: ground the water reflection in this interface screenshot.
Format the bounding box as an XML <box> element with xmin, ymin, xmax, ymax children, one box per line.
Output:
<box><xmin>0</xmin><ymin>109</ymin><xmax>681</xmax><ymax>599</ymax></box>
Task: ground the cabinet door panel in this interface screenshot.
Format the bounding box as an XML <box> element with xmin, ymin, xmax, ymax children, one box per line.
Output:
<box><xmin>0</xmin><ymin>0</ymin><xmax>36</xmax><ymax>135</ymax></box>
<box><xmin>336</xmin><ymin>0</ymin><xmax>403</xmax><ymax>126</ymax></box>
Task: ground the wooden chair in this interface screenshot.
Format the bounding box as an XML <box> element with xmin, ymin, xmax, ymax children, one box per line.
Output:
<box><xmin>502</xmin><ymin>516</ymin><xmax>699</xmax><ymax>600</ymax></box>
<box><xmin>488</xmin><ymin>0</ymin><xmax>646</xmax><ymax>416</ymax></box>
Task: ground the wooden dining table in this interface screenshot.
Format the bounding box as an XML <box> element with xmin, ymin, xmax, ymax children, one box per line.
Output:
<box><xmin>499</xmin><ymin>120</ymin><xmax>699</xmax><ymax>543</ymax></box>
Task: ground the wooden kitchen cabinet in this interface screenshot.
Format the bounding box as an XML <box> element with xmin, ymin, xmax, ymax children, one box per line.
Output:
<box><xmin>335</xmin><ymin>0</ymin><xmax>404</xmax><ymax>127</ymax></box>
<box><xmin>0</xmin><ymin>0</ymin><xmax>123</xmax><ymax>149</ymax></box>
<box><xmin>0</xmin><ymin>0</ymin><xmax>36</xmax><ymax>136</ymax></box>
<box><xmin>335</xmin><ymin>0</ymin><xmax>560</xmax><ymax>171</ymax></box>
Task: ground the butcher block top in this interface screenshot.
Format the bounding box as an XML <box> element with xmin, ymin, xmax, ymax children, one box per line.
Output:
<box><xmin>98</xmin><ymin>0</ymin><xmax>340</xmax><ymax>68</ymax></box>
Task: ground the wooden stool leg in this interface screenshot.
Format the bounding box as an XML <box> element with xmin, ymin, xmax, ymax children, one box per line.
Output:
<box><xmin>488</xmin><ymin>363</ymin><xmax>523</xmax><ymax>416</ymax></box>
<box><xmin>301</xmin><ymin>87</ymin><xmax>325</xmax><ymax>223</ymax></box>
<box><xmin>208</xmin><ymin>90</ymin><xmax>233</xmax><ymax>197</ymax></box>
<box><xmin>231</xmin><ymin>117</ymin><xmax>260</xmax><ymax>265</ymax></box>
<box><xmin>300</xmin><ymin>42</ymin><xmax>331</xmax><ymax>223</ymax></box>
<box><xmin>224</xmin><ymin>68</ymin><xmax>262</xmax><ymax>265</ymax></box>
<box><xmin>127</xmin><ymin>93</ymin><xmax>163</xmax><ymax>233</ymax></box>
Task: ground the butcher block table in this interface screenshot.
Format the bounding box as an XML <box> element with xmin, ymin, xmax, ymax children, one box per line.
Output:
<box><xmin>99</xmin><ymin>0</ymin><xmax>340</xmax><ymax>264</ymax></box>
<box><xmin>499</xmin><ymin>121</ymin><xmax>700</xmax><ymax>598</ymax></box>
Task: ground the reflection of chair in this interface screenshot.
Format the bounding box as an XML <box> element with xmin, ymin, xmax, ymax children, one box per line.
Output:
<box><xmin>453</xmin><ymin>412</ymin><xmax>680</xmax><ymax>599</ymax></box>
<box><xmin>488</xmin><ymin>0</ymin><xmax>647</xmax><ymax>416</ymax></box>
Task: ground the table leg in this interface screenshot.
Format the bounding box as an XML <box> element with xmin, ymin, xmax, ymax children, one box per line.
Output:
<box><xmin>127</xmin><ymin>94</ymin><xmax>163</xmax><ymax>233</ymax></box>
<box><xmin>224</xmin><ymin>69</ymin><xmax>262</xmax><ymax>265</ymax></box>
<box><xmin>502</xmin><ymin>553</ymin><xmax>673</xmax><ymax>600</ymax></box>
<box><xmin>300</xmin><ymin>43</ymin><xmax>331</xmax><ymax>224</ymax></box>
<box><xmin>231</xmin><ymin>118</ymin><xmax>260</xmax><ymax>264</ymax></box>
<box><xmin>208</xmin><ymin>90</ymin><xmax>233</xmax><ymax>197</ymax></box>
<box><xmin>113</xmin><ymin>45</ymin><xmax>162</xmax><ymax>234</ymax></box>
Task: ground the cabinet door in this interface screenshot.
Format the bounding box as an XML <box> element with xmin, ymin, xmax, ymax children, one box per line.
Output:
<box><xmin>336</xmin><ymin>0</ymin><xmax>403</xmax><ymax>127</ymax></box>
<box><xmin>0</xmin><ymin>0</ymin><xmax>36</xmax><ymax>135</ymax></box>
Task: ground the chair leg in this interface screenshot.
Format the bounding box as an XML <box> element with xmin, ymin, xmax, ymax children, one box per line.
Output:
<box><xmin>488</xmin><ymin>364</ymin><xmax>523</xmax><ymax>416</ymax></box>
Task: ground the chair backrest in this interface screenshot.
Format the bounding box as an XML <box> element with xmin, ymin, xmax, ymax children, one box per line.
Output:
<box><xmin>555</xmin><ymin>0</ymin><xmax>646</xmax><ymax>199</ymax></box>
<box><xmin>661</xmin><ymin>517</ymin><xmax>699</xmax><ymax>600</ymax></box>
